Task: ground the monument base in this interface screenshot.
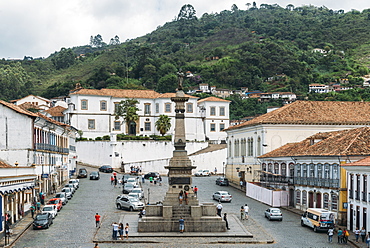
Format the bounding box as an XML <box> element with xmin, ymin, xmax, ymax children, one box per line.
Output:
<box><xmin>138</xmin><ymin>203</ymin><xmax>227</xmax><ymax>232</ymax></box>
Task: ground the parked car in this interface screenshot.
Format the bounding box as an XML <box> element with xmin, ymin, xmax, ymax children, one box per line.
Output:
<box><xmin>195</xmin><ymin>169</ymin><xmax>211</xmax><ymax>177</ymax></box>
<box><xmin>41</xmin><ymin>205</ymin><xmax>58</xmax><ymax>218</ymax></box>
<box><xmin>116</xmin><ymin>195</ymin><xmax>145</xmax><ymax>211</ymax></box>
<box><xmin>61</xmin><ymin>188</ymin><xmax>72</xmax><ymax>199</ymax></box>
<box><xmin>69</xmin><ymin>179</ymin><xmax>79</xmax><ymax>189</ymax></box>
<box><xmin>122</xmin><ymin>183</ymin><xmax>135</xmax><ymax>194</ymax></box>
<box><xmin>47</xmin><ymin>198</ymin><xmax>63</xmax><ymax>211</ymax></box>
<box><xmin>99</xmin><ymin>165</ymin><xmax>113</xmax><ymax>173</ymax></box>
<box><xmin>126</xmin><ymin>177</ymin><xmax>138</xmax><ymax>187</ymax></box>
<box><xmin>77</xmin><ymin>168</ymin><xmax>88</xmax><ymax>178</ymax></box>
<box><xmin>215</xmin><ymin>177</ymin><xmax>229</xmax><ymax>186</ymax></box>
<box><xmin>144</xmin><ymin>172</ymin><xmax>159</xmax><ymax>180</ymax></box>
<box><xmin>212</xmin><ymin>191</ymin><xmax>232</xmax><ymax>202</ymax></box>
<box><xmin>131</xmin><ymin>188</ymin><xmax>144</xmax><ymax>199</ymax></box>
<box><xmin>264</xmin><ymin>208</ymin><xmax>283</xmax><ymax>221</ymax></box>
<box><xmin>127</xmin><ymin>192</ymin><xmax>140</xmax><ymax>200</ymax></box>
<box><xmin>89</xmin><ymin>171</ymin><xmax>100</xmax><ymax>180</ymax></box>
<box><xmin>33</xmin><ymin>213</ymin><xmax>53</xmax><ymax>229</ymax></box>
<box><xmin>64</xmin><ymin>184</ymin><xmax>76</xmax><ymax>194</ymax></box>
<box><xmin>54</xmin><ymin>192</ymin><xmax>68</xmax><ymax>205</ymax></box>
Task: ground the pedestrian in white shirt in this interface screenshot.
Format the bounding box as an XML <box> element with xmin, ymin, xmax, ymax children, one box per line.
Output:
<box><xmin>244</xmin><ymin>204</ymin><xmax>249</xmax><ymax>220</ymax></box>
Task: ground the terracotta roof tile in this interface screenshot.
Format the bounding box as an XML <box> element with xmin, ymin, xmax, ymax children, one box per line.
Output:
<box><xmin>18</xmin><ymin>102</ymin><xmax>42</xmax><ymax>110</ymax></box>
<box><xmin>259</xmin><ymin>127</ymin><xmax>370</xmax><ymax>158</ymax></box>
<box><xmin>342</xmin><ymin>156</ymin><xmax>370</xmax><ymax>166</ymax></box>
<box><xmin>0</xmin><ymin>100</ymin><xmax>38</xmax><ymax>117</ymax></box>
<box><xmin>36</xmin><ymin>113</ymin><xmax>69</xmax><ymax>127</ymax></box>
<box><xmin>157</xmin><ymin>93</ymin><xmax>198</xmax><ymax>99</ymax></box>
<box><xmin>197</xmin><ymin>96</ymin><xmax>231</xmax><ymax>103</ymax></box>
<box><xmin>44</xmin><ymin>106</ymin><xmax>67</xmax><ymax>117</ymax></box>
<box><xmin>226</xmin><ymin>101</ymin><xmax>370</xmax><ymax>131</ymax></box>
<box><xmin>70</xmin><ymin>88</ymin><xmax>162</xmax><ymax>99</ymax></box>
<box><xmin>0</xmin><ymin>160</ymin><xmax>12</xmax><ymax>168</ymax></box>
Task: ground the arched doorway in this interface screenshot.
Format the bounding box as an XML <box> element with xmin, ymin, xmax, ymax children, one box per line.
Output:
<box><xmin>316</xmin><ymin>192</ymin><xmax>322</xmax><ymax>208</ymax></box>
<box><xmin>308</xmin><ymin>191</ymin><xmax>314</xmax><ymax>208</ymax></box>
<box><xmin>128</xmin><ymin>121</ymin><xmax>136</xmax><ymax>135</ymax></box>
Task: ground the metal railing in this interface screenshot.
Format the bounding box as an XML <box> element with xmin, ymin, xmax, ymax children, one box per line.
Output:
<box><xmin>35</xmin><ymin>143</ymin><xmax>69</xmax><ymax>154</ymax></box>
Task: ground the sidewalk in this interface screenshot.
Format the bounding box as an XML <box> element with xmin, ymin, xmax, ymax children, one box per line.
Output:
<box><xmin>229</xmin><ymin>181</ymin><xmax>366</xmax><ymax>248</ymax></box>
<box><xmin>0</xmin><ymin>185</ymin><xmax>67</xmax><ymax>247</ymax></box>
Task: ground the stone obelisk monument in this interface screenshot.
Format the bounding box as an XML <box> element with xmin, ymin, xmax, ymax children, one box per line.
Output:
<box><xmin>138</xmin><ymin>71</ymin><xmax>225</xmax><ymax>232</ymax></box>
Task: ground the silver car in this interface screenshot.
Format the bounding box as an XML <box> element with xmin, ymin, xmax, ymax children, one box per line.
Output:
<box><xmin>264</xmin><ymin>208</ymin><xmax>283</xmax><ymax>221</ymax></box>
<box><xmin>55</xmin><ymin>192</ymin><xmax>68</xmax><ymax>205</ymax></box>
<box><xmin>116</xmin><ymin>195</ymin><xmax>144</xmax><ymax>211</ymax></box>
<box><xmin>61</xmin><ymin>188</ymin><xmax>72</xmax><ymax>199</ymax></box>
<box><xmin>212</xmin><ymin>191</ymin><xmax>232</xmax><ymax>202</ymax></box>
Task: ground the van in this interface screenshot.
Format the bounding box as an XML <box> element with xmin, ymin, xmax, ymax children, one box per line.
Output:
<box><xmin>301</xmin><ymin>208</ymin><xmax>335</xmax><ymax>232</ymax></box>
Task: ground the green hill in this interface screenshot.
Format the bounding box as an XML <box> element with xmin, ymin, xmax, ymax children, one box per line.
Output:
<box><xmin>1</xmin><ymin>3</ymin><xmax>370</xmax><ymax>119</ymax></box>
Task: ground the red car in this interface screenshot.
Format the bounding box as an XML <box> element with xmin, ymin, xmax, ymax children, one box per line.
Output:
<box><xmin>48</xmin><ymin>198</ymin><xmax>63</xmax><ymax>211</ymax></box>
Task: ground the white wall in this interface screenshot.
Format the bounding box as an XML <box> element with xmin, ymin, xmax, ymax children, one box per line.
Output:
<box><xmin>189</xmin><ymin>148</ymin><xmax>227</xmax><ymax>175</ymax></box>
<box><xmin>246</xmin><ymin>182</ymin><xmax>289</xmax><ymax>207</ymax></box>
<box><xmin>76</xmin><ymin>140</ymin><xmax>208</xmax><ymax>170</ymax></box>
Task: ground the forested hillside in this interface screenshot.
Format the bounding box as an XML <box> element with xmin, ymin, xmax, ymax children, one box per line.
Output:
<box><xmin>1</xmin><ymin>3</ymin><xmax>370</xmax><ymax>119</ymax></box>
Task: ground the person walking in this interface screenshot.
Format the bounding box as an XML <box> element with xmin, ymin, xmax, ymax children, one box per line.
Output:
<box><xmin>30</xmin><ymin>205</ymin><xmax>35</xmax><ymax>219</ymax></box>
<box><xmin>141</xmin><ymin>174</ymin><xmax>145</xmax><ymax>183</ymax></box>
<box><xmin>337</xmin><ymin>228</ymin><xmax>343</xmax><ymax>244</ymax></box>
<box><xmin>114</xmin><ymin>177</ymin><xmax>118</xmax><ymax>188</ymax></box>
<box><xmin>327</xmin><ymin>226</ymin><xmax>334</xmax><ymax>243</ymax></box>
<box><xmin>184</xmin><ymin>191</ymin><xmax>188</xmax><ymax>205</ymax></box>
<box><xmin>124</xmin><ymin>223</ymin><xmax>129</xmax><ymax>239</ymax></box>
<box><xmin>355</xmin><ymin>227</ymin><xmax>360</xmax><ymax>243</ymax></box>
<box><xmin>110</xmin><ymin>176</ymin><xmax>114</xmax><ymax>185</ymax></box>
<box><xmin>193</xmin><ymin>186</ymin><xmax>198</xmax><ymax>197</ymax></box>
<box><xmin>223</xmin><ymin>213</ymin><xmax>230</xmax><ymax>230</ymax></box>
<box><xmin>343</xmin><ymin>228</ymin><xmax>349</xmax><ymax>244</ymax></box>
<box><xmin>366</xmin><ymin>232</ymin><xmax>370</xmax><ymax>248</ymax></box>
<box><xmin>36</xmin><ymin>201</ymin><xmax>41</xmax><ymax>212</ymax></box>
<box><xmin>112</xmin><ymin>222</ymin><xmax>119</xmax><ymax>240</ymax></box>
<box><xmin>40</xmin><ymin>192</ymin><xmax>45</xmax><ymax>205</ymax></box>
<box><xmin>118</xmin><ymin>223</ymin><xmax>124</xmax><ymax>240</ymax></box>
<box><xmin>95</xmin><ymin>213</ymin><xmax>101</xmax><ymax>227</ymax></box>
<box><xmin>240</xmin><ymin>180</ymin><xmax>243</xmax><ymax>189</ymax></box>
<box><xmin>158</xmin><ymin>176</ymin><xmax>162</xmax><ymax>186</ymax></box>
<box><xmin>240</xmin><ymin>206</ymin><xmax>245</xmax><ymax>220</ymax></box>
<box><xmin>149</xmin><ymin>176</ymin><xmax>153</xmax><ymax>184</ymax></box>
<box><xmin>216</xmin><ymin>202</ymin><xmax>223</xmax><ymax>217</ymax></box>
<box><xmin>361</xmin><ymin>227</ymin><xmax>367</xmax><ymax>242</ymax></box>
<box><xmin>179</xmin><ymin>217</ymin><xmax>185</xmax><ymax>233</ymax></box>
<box><xmin>244</xmin><ymin>204</ymin><xmax>250</xmax><ymax>220</ymax></box>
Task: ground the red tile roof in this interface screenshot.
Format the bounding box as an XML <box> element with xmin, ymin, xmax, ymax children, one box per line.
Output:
<box><xmin>0</xmin><ymin>100</ymin><xmax>38</xmax><ymax>117</ymax></box>
<box><xmin>44</xmin><ymin>106</ymin><xmax>67</xmax><ymax>117</ymax></box>
<box><xmin>342</xmin><ymin>156</ymin><xmax>370</xmax><ymax>167</ymax></box>
<box><xmin>157</xmin><ymin>93</ymin><xmax>198</xmax><ymax>99</ymax></box>
<box><xmin>226</xmin><ymin>101</ymin><xmax>370</xmax><ymax>131</ymax></box>
<box><xmin>259</xmin><ymin>127</ymin><xmax>370</xmax><ymax>158</ymax></box>
<box><xmin>70</xmin><ymin>88</ymin><xmax>162</xmax><ymax>99</ymax></box>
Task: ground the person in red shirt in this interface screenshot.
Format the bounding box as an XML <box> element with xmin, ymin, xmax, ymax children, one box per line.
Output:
<box><xmin>95</xmin><ymin>213</ymin><xmax>101</xmax><ymax>227</ymax></box>
<box><xmin>193</xmin><ymin>186</ymin><xmax>198</xmax><ymax>197</ymax></box>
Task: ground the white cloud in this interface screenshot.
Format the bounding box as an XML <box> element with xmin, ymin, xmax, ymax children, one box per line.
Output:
<box><xmin>0</xmin><ymin>0</ymin><xmax>369</xmax><ymax>58</ymax></box>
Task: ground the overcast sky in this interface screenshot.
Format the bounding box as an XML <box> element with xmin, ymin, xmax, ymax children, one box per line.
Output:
<box><xmin>0</xmin><ymin>0</ymin><xmax>368</xmax><ymax>59</ymax></box>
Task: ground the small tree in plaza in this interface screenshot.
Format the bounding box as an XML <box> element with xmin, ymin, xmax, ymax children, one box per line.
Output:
<box><xmin>155</xmin><ymin>115</ymin><xmax>171</xmax><ymax>136</ymax></box>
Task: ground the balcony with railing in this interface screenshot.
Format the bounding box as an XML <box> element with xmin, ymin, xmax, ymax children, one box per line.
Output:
<box><xmin>260</xmin><ymin>173</ymin><xmax>294</xmax><ymax>184</ymax></box>
<box><xmin>294</xmin><ymin>177</ymin><xmax>339</xmax><ymax>188</ymax></box>
<box><xmin>35</xmin><ymin>143</ymin><xmax>69</xmax><ymax>154</ymax></box>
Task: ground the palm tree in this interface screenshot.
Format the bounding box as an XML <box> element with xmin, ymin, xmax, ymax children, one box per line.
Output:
<box><xmin>155</xmin><ymin>115</ymin><xmax>171</xmax><ymax>136</ymax></box>
<box><xmin>115</xmin><ymin>99</ymin><xmax>140</xmax><ymax>135</ymax></box>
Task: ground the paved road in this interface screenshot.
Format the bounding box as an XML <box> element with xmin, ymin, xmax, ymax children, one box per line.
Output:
<box><xmin>13</xmin><ymin>172</ymin><xmax>353</xmax><ymax>248</ymax></box>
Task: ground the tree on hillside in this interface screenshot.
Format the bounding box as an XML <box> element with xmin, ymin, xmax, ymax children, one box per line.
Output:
<box><xmin>155</xmin><ymin>115</ymin><xmax>171</xmax><ymax>136</ymax></box>
<box><xmin>0</xmin><ymin>62</ymin><xmax>32</xmax><ymax>101</ymax></box>
<box><xmin>177</xmin><ymin>4</ymin><xmax>197</xmax><ymax>21</ymax></box>
<box><xmin>90</xmin><ymin>34</ymin><xmax>106</xmax><ymax>47</ymax></box>
<box><xmin>51</xmin><ymin>48</ymin><xmax>76</xmax><ymax>70</ymax></box>
<box><xmin>114</xmin><ymin>99</ymin><xmax>140</xmax><ymax>135</ymax></box>
<box><xmin>109</xmin><ymin>35</ymin><xmax>121</xmax><ymax>45</ymax></box>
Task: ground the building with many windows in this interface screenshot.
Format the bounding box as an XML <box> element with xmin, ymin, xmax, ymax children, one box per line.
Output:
<box><xmin>65</xmin><ymin>88</ymin><xmax>230</xmax><ymax>142</ymax></box>
<box><xmin>224</xmin><ymin>101</ymin><xmax>370</xmax><ymax>190</ymax></box>
<box><xmin>259</xmin><ymin>127</ymin><xmax>370</xmax><ymax>225</ymax></box>
<box><xmin>342</xmin><ymin>156</ymin><xmax>370</xmax><ymax>232</ymax></box>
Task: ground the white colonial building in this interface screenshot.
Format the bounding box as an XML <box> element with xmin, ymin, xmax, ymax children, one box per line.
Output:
<box><xmin>224</xmin><ymin>101</ymin><xmax>370</xmax><ymax>187</ymax></box>
<box><xmin>65</xmin><ymin>88</ymin><xmax>230</xmax><ymax>142</ymax></box>
<box><xmin>10</xmin><ymin>94</ymin><xmax>51</xmax><ymax>110</ymax></box>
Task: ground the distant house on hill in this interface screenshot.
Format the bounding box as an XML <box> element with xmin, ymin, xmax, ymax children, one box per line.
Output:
<box><xmin>11</xmin><ymin>95</ymin><xmax>51</xmax><ymax>110</ymax></box>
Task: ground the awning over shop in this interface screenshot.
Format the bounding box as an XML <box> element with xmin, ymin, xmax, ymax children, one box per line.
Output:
<box><xmin>0</xmin><ymin>182</ymin><xmax>35</xmax><ymax>195</ymax></box>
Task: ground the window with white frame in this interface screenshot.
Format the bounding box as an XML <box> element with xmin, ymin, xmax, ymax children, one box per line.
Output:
<box><xmin>210</xmin><ymin>106</ymin><xmax>216</xmax><ymax>116</ymax></box>
<box><xmin>144</xmin><ymin>103</ymin><xmax>151</xmax><ymax>115</ymax></box>
<box><xmin>100</xmin><ymin>100</ymin><xmax>107</xmax><ymax>111</ymax></box>
<box><xmin>220</xmin><ymin>123</ymin><xmax>225</xmax><ymax>131</ymax></box>
<box><xmin>219</xmin><ymin>106</ymin><xmax>225</xmax><ymax>116</ymax></box>
<box><xmin>114</xmin><ymin>121</ymin><xmax>121</xmax><ymax>131</ymax></box>
<box><xmin>302</xmin><ymin>191</ymin><xmax>307</xmax><ymax>205</ymax></box>
<box><xmin>186</xmin><ymin>103</ymin><xmax>193</xmax><ymax>113</ymax></box>
<box><xmin>331</xmin><ymin>194</ymin><xmax>338</xmax><ymax>210</ymax></box>
<box><xmin>81</xmin><ymin>100</ymin><xmax>88</xmax><ymax>110</ymax></box>
<box><xmin>144</xmin><ymin>122</ymin><xmax>151</xmax><ymax>131</ymax></box>
<box><xmin>165</xmin><ymin>103</ymin><xmax>171</xmax><ymax>113</ymax></box>
<box><xmin>114</xmin><ymin>102</ymin><xmax>120</xmax><ymax>113</ymax></box>
<box><xmin>88</xmin><ymin>119</ymin><xmax>95</xmax><ymax>129</ymax></box>
<box><xmin>257</xmin><ymin>136</ymin><xmax>261</xmax><ymax>156</ymax></box>
<box><xmin>296</xmin><ymin>190</ymin><xmax>301</xmax><ymax>204</ymax></box>
<box><xmin>155</xmin><ymin>103</ymin><xmax>159</xmax><ymax>113</ymax></box>
<box><xmin>210</xmin><ymin>123</ymin><xmax>216</xmax><ymax>132</ymax></box>
<box><xmin>323</xmin><ymin>194</ymin><xmax>329</xmax><ymax>209</ymax></box>
<box><xmin>228</xmin><ymin>141</ymin><xmax>232</xmax><ymax>157</ymax></box>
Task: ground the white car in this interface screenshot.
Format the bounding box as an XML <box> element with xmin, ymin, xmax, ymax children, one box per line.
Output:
<box><xmin>131</xmin><ymin>188</ymin><xmax>144</xmax><ymax>199</ymax></box>
<box><xmin>61</xmin><ymin>188</ymin><xmax>73</xmax><ymax>199</ymax></box>
<box><xmin>126</xmin><ymin>177</ymin><xmax>138</xmax><ymax>187</ymax></box>
<box><xmin>68</xmin><ymin>179</ymin><xmax>79</xmax><ymax>189</ymax></box>
<box><xmin>42</xmin><ymin>205</ymin><xmax>58</xmax><ymax>218</ymax></box>
<box><xmin>195</xmin><ymin>169</ymin><xmax>211</xmax><ymax>177</ymax></box>
<box><xmin>55</xmin><ymin>192</ymin><xmax>68</xmax><ymax>205</ymax></box>
<box><xmin>128</xmin><ymin>193</ymin><xmax>141</xmax><ymax>200</ymax></box>
<box><xmin>212</xmin><ymin>191</ymin><xmax>232</xmax><ymax>202</ymax></box>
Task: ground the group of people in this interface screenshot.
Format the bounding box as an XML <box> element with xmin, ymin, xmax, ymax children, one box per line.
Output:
<box><xmin>178</xmin><ymin>186</ymin><xmax>198</xmax><ymax>206</ymax></box>
<box><xmin>111</xmin><ymin>222</ymin><xmax>129</xmax><ymax>240</ymax></box>
<box><xmin>240</xmin><ymin>204</ymin><xmax>249</xmax><ymax>220</ymax></box>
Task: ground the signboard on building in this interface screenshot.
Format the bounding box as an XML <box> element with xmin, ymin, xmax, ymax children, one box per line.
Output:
<box><xmin>41</xmin><ymin>174</ymin><xmax>49</xmax><ymax>179</ymax></box>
